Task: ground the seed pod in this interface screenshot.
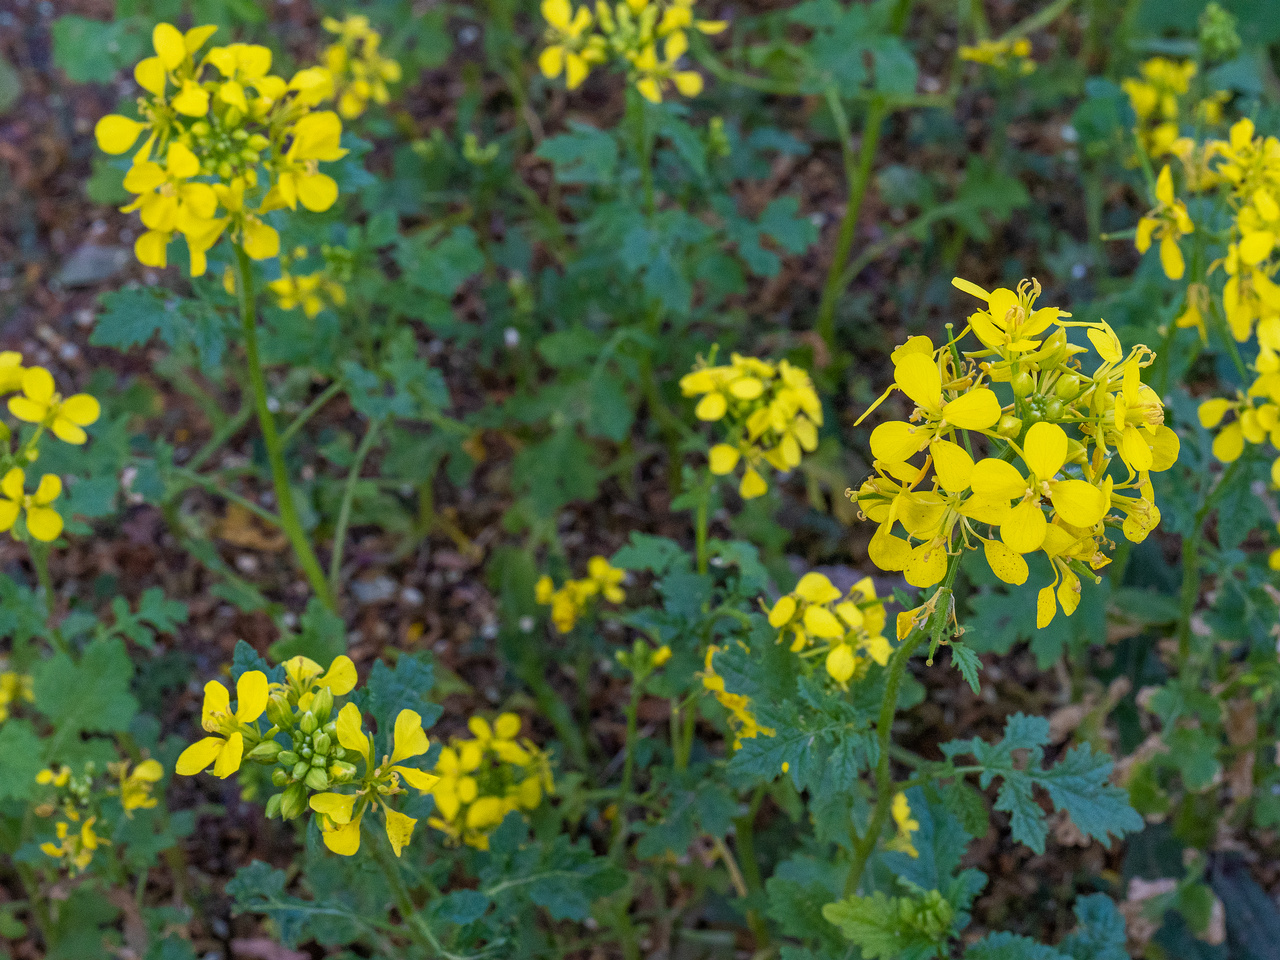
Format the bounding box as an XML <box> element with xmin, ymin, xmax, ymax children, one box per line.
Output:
<box><xmin>280</xmin><ymin>782</ymin><xmax>307</xmax><ymax>821</ymax></box>
<box><xmin>313</xmin><ymin>732</ymin><xmax>331</xmax><ymax>756</ymax></box>
<box><xmin>304</xmin><ymin>767</ymin><xmax>330</xmax><ymax>792</ymax></box>
<box><xmin>264</xmin><ymin>793</ymin><xmax>283</xmax><ymax>820</ymax></box>
<box><xmin>246</xmin><ymin>740</ymin><xmax>283</xmax><ymax>762</ymax></box>
<box><xmin>299</xmin><ymin>711</ymin><xmax>318</xmax><ymax>735</ymax></box>
<box><xmin>278</xmin><ymin>750</ymin><xmax>300</xmax><ymax>768</ymax></box>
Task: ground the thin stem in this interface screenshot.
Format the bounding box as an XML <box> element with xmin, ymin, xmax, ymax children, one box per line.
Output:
<box><xmin>816</xmin><ymin>92</ymin><xmax>888</xmax><ymax>352</ymax></box>
<box><xmin>366</xmin><ymin>826</ymin><xmax>441</xmax><ymax>958</ymax></box>
<box><xmin>1177</xmin><ymin>456</ymin><xmax>1245</xmax><ymax>663</ymax></box>
<box><xmin>694</xmin><ymin>479</ymin><xmax>710</xmax><ymax>576</ymax></box>
<box><xmin>30</xmin><ymin>541</ymin><xmax>69</xmax><ymax>658</ymax></box>
<box><xmin>328</xmin><ymin>419</ymin><xmax>382</xmax><ymax>596</ymax></box>
<box><xmin>234</xmin><ymin>245</ymin><xmax>337</xmax><ymax>612</ymax></box>
<box><xmin>170</xmin><ymin>466</ymin><xmax>283</xmax><ymax>528</ymax></box>
<box><xmin>610</xmin><ymin>679</ymin><xmax>643</xmax><ymax>860</ymax></box>
<box><xmin>994</xmin><ymin>0</ymin><xmax>1078</xmax><ymax>42</ymax></box>
<box><xmin>185</xmin><ymin>401</ymin><xmax>252</xmax><ymax>473</ymax></box>
<box><xmin>280</xmin><ymin>379</ymin><xmax>345</xmax><ymax>449</ymax></box>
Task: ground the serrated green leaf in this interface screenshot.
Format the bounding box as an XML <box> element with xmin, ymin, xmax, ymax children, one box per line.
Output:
<box><xmin>949</xmin><ymin>642</ymin><xmax>982</xmax><ymax>693</ymax></box>
<box><xmin>0</xmin><ymin>720</ymin><xmax>44</xmax><ymax>800</ymax></box>
<box><xmin>33</xmin><ymin>637</ymin><xmax>137</xmax><ymax>738</ymax></box>
<box><xmin>964</xmin><ymin>932</ymin><xmax>1069</xmax><ymax>960</ymax></box>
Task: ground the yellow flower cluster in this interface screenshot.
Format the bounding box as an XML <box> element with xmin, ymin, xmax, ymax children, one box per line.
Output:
<box><xmin>1137</xmin><ymin>165</ymin><xmax>1194</xmax><ymax>280</ymax></box>
<box><xmin>95</xmin><ymin>23</ymin><xmax>352</xmax><ymax>276</ymax></box>
<box><xmin>853</xmin><ymin>277</ymin><xmax>1177</xmax><ymax>629</ymax></box>
<box><xmin>34</xmin><ymin>758</ymin><xmax>163</xmax><ymax>874</ymax></box>
<box><xmin>0</xmin><ymin>358</ymin><xmax>101</xmax><ymax>544</ymax></box>
<box><xmin>885</xmin><ymin>792</ymin><xmax>919</xmax><ymax>858</ymax></box>
<box><xmin>681</xmin><ymin>352</ymin><xmax>823</xmax><ymax>500</ymax></box>
<box><xmin>426</xmin><ymin>714</ymin><xmax>553</xmax><ymax>849</ymax></box>
<box><xmin>1122</xmin><ymin>57</ymin><xmax>1198</xmax><ymax>158</ymax></box>
<box><xmin>536</xmin><ymin>555</ymin><xmax>626</xmax><ymax>632</ymax></box>
<box><xmin>539</xmin><ymin>0</ymin><xmax>724</xmax><ymax>102</ymax></box>
<box><xmin>0</xmin><ymin>667</ymin><xmax>33</xmax><ymax>722</ymax></box>
<box><xmin>1148</xmin><ymin>117</ymin><xmax>1280</xmax><ymax>485</ymax></box>
<box><xmin>958</xmin><ymin>37</ymin><xmax>1034</xmax><ymax>74</ymax></box>
<box><xmin>702</xmin><ymin>646</ymin><xmax>773</xmax><ymax>749</ymax></box>
<box><xmin>766</xmin><ymin>572</ymin><xmax>891</xmax><ymax>687</ymax></box>
<box><xmin>322</xmin><ymin>15</ymin><xmax>402</xmax><ymax>119</ymax></box>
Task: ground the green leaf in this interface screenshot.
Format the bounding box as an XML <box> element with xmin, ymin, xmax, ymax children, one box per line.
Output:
<box><xmin>823</xmin><ymin>889</ymin><xmax>953</xmax><ymax>959</ymax></box>
<box><xmin>964</xmin><ymin>932</ymin><xmax>1069</xmax><ymax>960</ymax></box>
<box><xmin>948</xmin><ymin>642</ymin><xmax>982</xmax><ymax>694</ymax></box>
<box><xmin>230</xmin><ymin>639</ymin><xmax>284</xmax><ymax>684</ymax></box>
<box><xmin>0</xmin><ymin>720</ymin><xmax>44</xmax><ymax>801</ymax></box>
<box><xmin>33</xmin><ymin>637</ymin><xmax>137</xmax><ymax>738</ymax></box>
<box><xmin>941</xmin><ymin>713</ymin><xmax>1142</xmax><ymax>854</ymax></box>
<box><xmin>535</xmin><ymin>122</ymin><xmax>619</xmax><ymax>184</ymax></box>
<box><xmin>1058</xmin><ymin>893</ymin><xmax>1127</xmax><ymax>960</ymax></box>
<box><xmin>431</xmin><ymin>889</ymin><xmax>491</xmax><ymax>925</ymax></box>
<box><xmin>611</xmin><ymin>533</ymin><xmax>689</xmax><ymax>576</ymax></box>
<box><xmin>270</xmin><ymin>597</ymin><xmax>347</xmax><ymax>668</ymax></box>
<box><xmin>51</xmin><ymin>16</ymin><xmax>146</xmax><ymax>83</ymax></box>
<box><xmin>0</xmin><ymin>54</ymin><xmax>21</xmax><ymax>115</ymax></box>
<box><xmin>109</xmin><ymin>588</ymin><xmax>187</xmax><ymax>650</ymax></box>
<box><xmin>395</xmin><ymin>226</ymin><xmax>485</xmax><ymax>298</ymax></box>
<box><xmin>363</xmin><ymin>654</ymin><xmax>442</xmax><ymax>742</ymax></box>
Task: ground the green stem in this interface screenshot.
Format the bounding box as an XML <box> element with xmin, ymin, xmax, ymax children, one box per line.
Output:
<box><xmin>609</xmin><ymin>679</ymin><xmax>643</xmax><ymax>860</ymax></box>
<box><xmin>30</xmin><ymin>541</ymin><xmax>69</xmax><ymax>659</ymax></box>
<box><xmin>1177</xmin><ymin>456</ymin><xmax>1245</xmax><ymax>664</ymax></box>
<box><xmin>844</xmin><ymin>563</ymin><xmax>957</xmax><ymax>897</ymax></box>
<box><xmin>694</xmin><ymin>476</ymin><xmax>710</xmax><ymax>576</ymax></box>
<box><xmin>234</xmin><ymin>245</ymin><xmax>337</xmax><ymax>612</ymax></box>
<box><xmin>280</xmin><ymin>379</ymin><xmax>345</xmax><ymax>449</ymax></box>
<box><xmin>328</xmin><ymin>419</ymin><xmax>382</xmax><ymax>596</ymax></box>
<box><xmin>366</xmin><ymin>826</ymin><xmax>442</xmax><ymax>958</ymax></box>
<box><xmin>185</xmin><ymin>401</ymin><xmax>252</xmax><ymax>473</ymax></box>
<box><xmin>815</xmin><ymin>92</ymin><xmax>888</xmax><ymax>352</ymax></box>
<box><xmin>169</xmin><ymin>467</ymin><xmax>283</xmax><ymax>528</ymax></box>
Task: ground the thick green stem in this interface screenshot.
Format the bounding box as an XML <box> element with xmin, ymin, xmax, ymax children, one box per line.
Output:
<box><xmin>234</xmin><ymin>246</ymin><xmax>337</xmax><ymax>612</ymax></box>
<box><xmin>328</xmin><ymin>419</ymin><xmax>382</xmax><ymax>596</ymax></box>
<box><xmin>844</xmin><ymin>565</ymin><xmax>957</xmax><ymax>897</ymax></box>
<box><xmin>815</xmin><ymin>93</ymin><xmax>888</xmax><ymax>352</ymax></box>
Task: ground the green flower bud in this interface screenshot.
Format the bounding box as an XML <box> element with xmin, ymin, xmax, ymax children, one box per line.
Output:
<box><xmin>246</xmin><ymin>740</ymin><xmax>283</xmax><ymax>762</ymax></box>
<box><xmin>333</xmin><ymin>747</ymin><xmax>346</xmax><ymax>761</ymax></box>
<box><xmin>997</xmin><ymin>415</ymin><xmax>1022</xmax><ymax>437</ymax></box>
<box><xmin>1044</xmin><ymin>399</ymin><xmax>1064</xmax><ymax>421</ymax></box>
<box><xmin>1055</xmin><ymin>374</ymin><xmax>1081</xmax><ymax>400</ymax></box>
<box><xmin>301</xmin><ymin>746</ymin><xmax>313</xmax><ymax>759</ymax></box>
<box><xmin>278</xmin><ymin>750</ymin><xmax>300</xmax><ymax>768</ymax></box>
<box><xmin>292</xmin><ymin>760</ymin><xmax>310</xmax><ymax>781</ymax></box>
<box><xmin>304</xmin><ymin>767</ymin><xmax>330</xmax><ymax>792</ymax></box>
<box><xmin>266</xmin><ymin>694</ymin><xmax>294</xmax><ymax>730</ymax></box>
<box><xmin>299</xmin><ymin>711</ymin><xmax>318</xmax><ymax>735</ymax></box>
<box><xmin>324</xmin><ymin>720</ymin><xmax>337</xmax><ymax>736</ymax></box>
<box><xmin>1011</xmin><ymin>371</ymin><xmax>1034</xmax><ymax>398</ymax></box>
<box><xmin>1066</xmin><ymin>438</ymin><xmax>1088</xmax><ymax>464</ymax></box>
<box><xmin>329</xmin><ymin>761</ymin><xmax>357</xmax><ymax>782</ymax></box>
<box><xmin>264</xmin><ymin>793</ymin><xmax>283</xmax><ymax>819</ymax></box>
<box><xmin>271</xmin><ymin>769</ymin><xmax>289</xmax><ymax>787</ymax></box>
<box><xmin>280</xmin><ymin>782</ymin><xmax>307</xmax><ymax>821</ymax></box>
<box><xmin>313</xmin><ymin>732</ymin><xmax>331</xmax><ymax>756</ymax></box>
<box><xmin>311</xmin><ymin>688</ymin><xmax>334</xmax><ymax>724</ymax></box>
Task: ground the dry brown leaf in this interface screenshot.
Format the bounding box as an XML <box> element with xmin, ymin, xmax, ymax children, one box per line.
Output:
<box><xmin>214</xmin><ymin>503</ymin><xmax>287</xmax><ymax>552</ymax></box>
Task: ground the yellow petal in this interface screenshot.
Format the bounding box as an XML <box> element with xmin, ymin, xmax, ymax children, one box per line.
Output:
<box><xmin>135</xmin><ymin>230</ymin><xmax>169</xmax><ymax>268</ymax></box>
<box><xmin>201</xmin><ymin>680</ymin><xmax>230</xmax><ymax>729</ymax></box>
<box><xmin>60</xmin><ymin>394</ymin><xmax>101</xmax><ymax>427</ymax></box>
<box><xmin>930</xmin><ymin>439</ymin><xmax>974</xmax><ymax>492</ymax></box>
<box><xmin>134</xmin><ymin>57</ymin><xmax>166</xmax><ymax>96</ymax></box>
<box><xmin>317</xmin><ymin>655</ymin><xmax>357</xmax><ymax>695</ymax></box>
<box><xmin>235</xmin><ymin>670</ymin><xmax>268</xmax><ymax>723</ymax></box>
<box><xmin>175</xmin><ymin>737</ymin><xmax>224</xmax><ymax>776</ymax></box>
<box><xmin>904</xmin><ymin>541</ymin><xmax>947</xmax><ymax>587</ymax></box>
<box><xmin>1001</xmin><ymin>498</ymin><xmax>1047</xmax><ymax>554</ymax></box>
<box><xmin>0</xmin><ymin>499</ymin><xmax>22</xmax><ymax>532</ymax></box>
<box><xmin>565</xmin><ymin>53</ymin><xmax>590</xmax><ymax>90</ymax></box>
<box><xmin>336</xmin><ymin>703</ymin><xmax>370</xmax><ymax>761</ymax></box>
<box><xmin>538</xmin><ymin>45</ymin><xmax>565</xmax><ymax>79</ymax></box>
<box><xmin>740</xmin><ymin>468</ymin><xmax>767</xmax><ymax>499</ymax></box>
<box><xmin>708</xmin><ymin>443</ymin><xmax>740</xmax><ymax>475</ymax></box>
<box><xmin>391</xmin><ymin>710</ymin><xmax>430</xmax><ymax>764</ymax></box>
<box><xmin>695</xmin><ymin>392</ymin><xmax>726</xmax><ymax>421</ymax></box>
<box><xmin>1159</xmin><ymin>236</ymin><xmax>1186</xmax><ymax>280</ymax></box>
<box><xmin>243</xmin><ymin>220</ymin><xmax>281</xmax><ymax>259</ymax></box>
<box><xmin>26</xmin><ymin>506</ymin><xmax>62</xmax><ymax>542</ymax></box>
<box><xmin>323</xmin><ymin>817</ymin><xmax>362</xmax><ymax>855</ymax></box>
<box><xmin>870</xmin><ymin>420</ymin><xmax>925</xmax><ymax>463</ymax></box>
<box><xmin>1036</xmin><ymin>585</ymin><xmax>1057</xmax><ymax>628</ymax></box>
<box><xmin>825</xmin><ymin>644</ymin><xmax>856</xmax><ymax>684</ymax></box>
<box><xmin>1198</xmin><ymin>397</ymin><xmax>1232</xmax><ymax>428</ymax></box>
<box><xmin>309</xmin><ymin>791</ymin><xmax>357</xmax><ymax>824</ymax></box>
<box><xmin>941</xmin><ymin>388</ymin><xmax>1001</xmax><ymax>430</ymax></box>
<box><xmin>384</xmin><ymin>807</ymin><xmax>417</xmax><ymax>857</ymax></box>
<box><xmin>213</xmin><ymin>732</ymin><xmax>243</xmax><ymax>778</ymax></box>
<box><xmin>768</xmin><ymin>595</ymin><xmax>797</xmax><ymax>627</ymax></box>
<box><xmin>868</xmin><ymin>527</ymin><xmax>911</xmax><ymax>571</ymax></box>
<box><xmin>983</xmin><ymin>538</ymin><xmax>1028</xmax><ymax>585</ymax></box>
<box><xmin>1119</xmin><ymin>424</ymin><xmax>1155</xmax><ymax>471</ymax></box>
<box><xmin>951</xmin><ymin>277</ymin><xmax>991</xmax><ymax>301</ymax></box>
<box><xmin>802</xmin><ymin>606</ymin><xmax>845</xmax><ymax>638</ymax></box>
<box><xmin>297</xmin><ymin>174</ymin><xmax>339</xmax><ymax>213</ymax></box>
<box><xmin>1022</xmin><ymin>422</ymin><xmax>1068</xmax><ymax>479</ymax></box>
<box><xmin>969</xmin><ymin>458</ymin><xmax>1026</xmax><ymax>499</ymax></box>
<box><xmin>893</xmin><ymin>354</ymin><xmax>943</xmax><ymax>411</ymax></box>
<box><xmin>794</xmin><ymin>572</ymin><xmax>841</xmax><ymax>604</ymax></box>
<box><xmin>95</xmin><ymin>115</ymin><xmax>145</xmax><ymax>155</ymax></box>
<box><xmin>1212</xmin><ymin>422</ymin><xmax>1245</xmax><ymax>462</ymax></box>
<box><xmin>1049</xmin><ymin>479</ymin><xmax>1109</xmax><ymax>528</ymax></box>
<box><xmin>394</xmin><ymin>765</ymin><xmax>440</xmax><ymax>792</ymax></box>
<box><xmin>153</xmin><ymin>23</ymin><xmax>187</xmax><ymax>69</ymax></box>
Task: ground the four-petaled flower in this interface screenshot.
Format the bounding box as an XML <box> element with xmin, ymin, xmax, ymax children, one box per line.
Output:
<box><xmin>176</xmin><ymin>671</ymin><xmax>269</xmax><ymax>778</ymax></box>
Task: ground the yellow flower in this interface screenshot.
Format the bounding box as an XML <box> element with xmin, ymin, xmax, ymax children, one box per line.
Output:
<box><xmin>958</xmin><ymin>37</ymin><xmax>1034</xmax><ymax>74</ymax></box>
<box><xmin>176</xmin><ymin>671</ymin><xmax>269</xmax><ymax>778</ymax></box>
<box><xmin>0</xmin><ymin>668</ymin><xmax>33</xmax><ymax>722</ymax></box>
<box><xmin>540</xmin><ymin>0</ymin><xmax>603</xmax><ymax>89</ymax></box>
<box><xmin>884</xmin><ymin>792</ymin><xmax>919</xmax><ymax>858</ymax></box>
<box><xmin>584</xmin><ymin>555</ymin><xmax>626</xmax><ymax>603</ymax></box>
<box><xmin>701</xmin><ymin>646</ymin><xmax>774</xmax><ymax>748</ymax></box>
<box><xmin>40</xmin><ymin>814</ymin><xmax>105</xmax><ymax>874</ymax></box>
<box><xmin>205</xmin><ymin>43</ymin><xmax>275</xmax><ymax>114</ymax></box>
<box><xmin>265</xmin><ymin>111</ymin><xmax>348</xmax><ymax>212</ymax></box>
<box><xmin>632</xmin><ymin>32</ymin><xmax>704</xmax><ymax>103</ymax></box>
<box><xmin>117</xmin><ymin>759</ymin><xmax>164</xmax><ymax>815</ymax></box>
<box><xmin>322</xmin><ymin>15</ymin><xmax>402</xmax><ymax>118</ymax></box>
<box><xmin>767</xmin><ymin>573</ymin><xmax>891</xmax><ymax>686</ymax></box>
<box><xmin>9</xmin><ymin>367</ymin><xmax>101</xmax><ymax>444</ymax></box>
<box><xmin>0</xmin><ymin>468</ymin><xmax>64</xmax><ymax>542</ymax></box>
<box><xmin>1135</xmin><ymin>166</ymin><xmax>1193</xmax><ymax>280</ymax></box>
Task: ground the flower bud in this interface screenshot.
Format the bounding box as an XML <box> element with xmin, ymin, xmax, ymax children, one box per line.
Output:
<box><xmin>264</xmin><ymin>792</ymin><xmax>283</xmax><ymax>819</ymax></box>
<box><xmin>1066</xmin><ymin>438</ymin><xmax>1088</xmax><ymax>464</ymax></box>
<box><xmin>271</xmin><ymin>769</ymin><xmax>289</xmax><ymax>787</ymax></box>
<box><xmin>1055</xmin><ymin>374</ymin><xmax>1081</xmax><ymax>400</ymax></box>
<box><xmin>266</xmin><ymin>694</ymin><xmax>294</xmax><ymax>730</ymax></box>
<box><xmin>313</xmin><ymin>732</ymin><xmax>331</xmax><ymax>756</ymax></box>
<box><xmin>246</xmin><ymin>740</ymin><xmax>283</xmax><ymax>762</ymax></box>
<box><xmin>299</xmin><ymin>711</ymin><xmax>318</xmax><ymax>735</ymax></box>
<box><xmin>997</xmin><ymin>415</ymin><xmax>1022</xmax><ymax>437</ymax></box>
<box><xmin>311</xmin><ymin>688</ymin><xmax>334</xmax><ymax>724</ymax></box>
<box><xmin>1012</xmin><ymin>371</ymin><xmax>1034</xmax><ymax>398</ymax></box>
<box><xmin>278</xmin><ymin>750</ymin><xmax>300</xmax><ymax>767</ymax></box>
<box><xmin>304</xmin><ymin>767</ymin><xmax>330</xmax><ymax>792</ymax></box>
<box><xmin>292</xmin><ymin>761</ymin><xmax>310</xmax><ymax>781</ymax></box>
<box><xmin>1044</xmin><ymin>399</ymin><xmax>1064</xmax><ymax>421</ymax></box>
<box><xmin>280</xmin><ymin>782</ymin><xmax>307</xmax><ymax>820</ymax></box>
<box><xmin>334</xmin><ymin>746</ymin><xmax>346</xmax><ymax>760</ymax></box>
<box><xmin>329</xmin><ymin>761</ymin><xmax>357</xmax><ymax>782</ymax></box>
